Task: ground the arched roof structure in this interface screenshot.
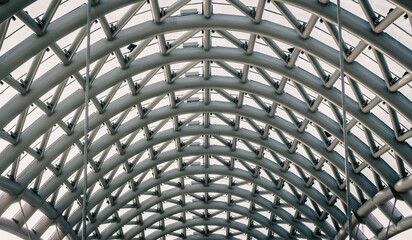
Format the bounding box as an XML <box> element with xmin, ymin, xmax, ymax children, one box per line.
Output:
<box><xmin>0</xmin><ymin>0</ymin><xmax>411</xmax><ymax>239</ymax></box>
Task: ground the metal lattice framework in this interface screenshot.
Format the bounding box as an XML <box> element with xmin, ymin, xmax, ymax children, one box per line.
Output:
<box><xmin>0</xmin><ymin>0</ymin><xmax>411</xmax><ymax>239</ymax></box>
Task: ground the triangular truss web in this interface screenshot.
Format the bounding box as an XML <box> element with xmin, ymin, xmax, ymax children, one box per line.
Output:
<box><xmin>0</xmin><ymin>0</ymin><xmax>411</xmax><ymax>239</ymax></box>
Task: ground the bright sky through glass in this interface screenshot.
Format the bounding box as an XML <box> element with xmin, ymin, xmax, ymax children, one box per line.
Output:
<box><xmin>0</xmin><ymin>0</ymin><xmax>411</xmax><ymax>239</ymax></box>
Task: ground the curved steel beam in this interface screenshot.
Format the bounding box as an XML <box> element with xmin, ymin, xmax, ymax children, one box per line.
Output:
<box><xmin>25</xmin><ymin>118</ymin><xmax>374</xmax><ymax>238</ymax></box>
<box><xmin>1</xmin><ymin>85</ymin><xmax>388</xmax><ymax>238</ymax></box>
<box><xmin>1</xmin><ymin>15</ymin><xmax>410</xmax><ymax>132</ymax></box>
<box><xmin>54</xmin><ymin>119</ymin><xmax>405</xmax><ymax>238</ymax></box>
<box><xmin>42</xmin><ymin>103</ymin><xmax>375</xmax><ymax>204</ymax></box>
<box><xmin>172</xmin><ymin>235</ymin><xmax>243</xmax><ymax>240</ymax></box>
<box><xmin>0</xmin><ymin>0</ymin><xmax>143</xmax><ymax>67</ymax></box>
<box><xmin>1</xmin><ymin>1</ymin><xmax>409</xmax><ymax>85</ymax></box>
<box><xmin>3</xmin><ymin>51</ymin><xmax>408</xmax><ymax>188</ymax></box>
<box><xmin>0</xmin><ymin>44</ymin><xmax>411</xmax><ymax>185</ymax></box>
<box><xmin>1</xmin><ymin>28</ymin><xmax>408</xmax><ymax>187</ymax></box>
<box><xmin>0</xmin><ymin>217</ymin><xmax>39</xmax><ymax>240</ymax></box>
<box><xmin>145</xmin><ymin>217</ymin><xmax>267</xmax><ymax>240</ymax></box>
<box><xmin>6</xmin><ymin>87</ymin><xmax>395</xmax><ymax>239</ymax></box>
<box><xmin>10</xmin><ymin>75</ymin><xmax>404</xmax><ymax>190</ymax></box>
<box><xmin>0</xmin><ymin>0</ymin><xmax>36</xmax><ymax>23</ymax></box>
<box><xmin>72</xmin><ymin>150</ymin><xmax>339</xmax><ymax>237</ymax></box>
<box><xmin>64</xmin><ymin>145</ymin><xmax>352</xmax><ymax>238</ymax></box>
<box><xmin>336</xmin><ymin>186</ymin><xmax>412</xmax><ymax>240</ymax></box>
<box><xmin>63</xmin><ymin>133</ymin><xmax>383</xmax><ymax>238</ymax></box>
<box><xmin>109</xmin><ymin>201</ymin><xmax>292</xmax><ymax>239</ymax></box>
<box><xmin>41</xmin><ymin>110</ymin><xmax>369</xmax><ymax>206</ymax></box>
<box><xmin>373</xmin><ymin>215</ymin><xmax>412</xmax><ymax>240</ymax></box>
<box><xmin>1</xmin><ymin>95</ymin><xmax>402</xmax><ymax>236</ymax></box>
<box><xmin>12</xmin><ymin>87</ymin><xmax>401</xmax><ymax>239</ymax></box>
<box><xmin>89</xmin><ymin>178</ymin><xmax>324</xmax><ymax>239</ymax></box>
<box><xmin>388</xmin><ymin>0</ymin><xmax>412</xmax><ymax>14</ymax></box>
<box><xmin>1</xmin><ymin>79</ymin><xmax>404</xmax><ymax>237</ymax></box>
<box><xmin>0</xmin><ymin>0</ymin><xmax>408</xmax><ymax>239</ymax></box>
<box><xmin>83</xmin><ymin>161</ymin><xmax>340</xmax><ymax>238</ymax></box>
<box><xmin>0</xmin><ymin>178</ymin><xmax>78</xmax><ymax>240</ymax></box>
<box><xmin>276</xmin><ymin>0</ymin><xmax>412</xmax><ymax>71</ymax></box>
<box><xmin>36</xmin><ymin>100</ymin><xmax>378</xmax><ymax>196</ymax></box>
<box><xmin>7</xmin><ymin>97</ymin><xmax>373</xmax><ymax>228</ymax></box>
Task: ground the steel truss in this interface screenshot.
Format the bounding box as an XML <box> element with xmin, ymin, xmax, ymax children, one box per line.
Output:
<box><xmin>0</xmin><ymin>0</ymin><xmax>411</xmax><ymax>239</ymax></box>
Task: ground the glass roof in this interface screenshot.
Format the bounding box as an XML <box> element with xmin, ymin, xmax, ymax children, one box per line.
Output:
<box><xmin>0</xmin><ymin>0</ymin><xmax>411</xmax><ymax>239</ymax></box>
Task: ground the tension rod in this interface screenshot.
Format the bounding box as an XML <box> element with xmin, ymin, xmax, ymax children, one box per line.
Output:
<box><xmin>82</xmin><ymin>0</ymin><xmax>92</xmax><ymax>239</ymax></box>
<box><xmin>337</xmin><ymin>0</ymin><xmax>352</xmax><ymax>239</ymax></box>
<box><xmin>18</xmin><ymin>200</ymin><xmax>32</xmax><ymax>240</ymax></box>
<box><xmin>385</xmin><ymin>198</ymin><xmax>398</xmax><ymax>239</ymax></box>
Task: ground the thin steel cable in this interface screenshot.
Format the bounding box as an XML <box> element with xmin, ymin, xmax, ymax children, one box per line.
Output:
<box><xmin>18</xmin><ymin>200</ymin><xmax>32</xmax><ymax>240</ymax></box>
<box><xmin>337</xmin><ymin>0</ymin><xmax>352</xmax><ymax>239</ymax></box>
<box><xmin>82</xmin><ymin>0</ymin><xmax>92</xmax><ymax>239</ymax></box>
<box><xmin>385</xmin><ymin>198</ymin><xmax>398</xmax><ymax>239</ymax></box>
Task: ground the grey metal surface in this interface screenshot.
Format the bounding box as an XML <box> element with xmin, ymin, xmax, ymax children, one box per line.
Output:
<box><xmin>0</xmin><ymin>0</ymin><xmax>411</xmax><ymax>239</ymax></box>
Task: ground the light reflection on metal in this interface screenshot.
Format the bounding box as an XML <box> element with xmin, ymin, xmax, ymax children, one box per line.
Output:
<box><xmin>0</xmin><ymin>1</ymin><xmax>410</xmax><ymax>239</ymax></box>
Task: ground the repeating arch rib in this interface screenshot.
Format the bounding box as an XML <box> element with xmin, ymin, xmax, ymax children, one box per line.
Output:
<box><xmin>0</xmin><ymin>15</ymin><xmax>411</xmax><ymax>129</ymax></box>
<box><xmin>96</xmin><ymin>180</ymin><xmax>320</xmax><ymax>239</ymax></box>
<box><xmin>145</xmin><ymin>218</ymin><xmax>268</xmax><ymax>240</ymax></box>
<box><xmin>0</xmin><ymin>217</ymin><xmax>39</xmax><ymax>240</ymax></box>
<box><xmin>0</xmin><ymin>0</ymin><xmax>411</xmax><ymax>239</ymax></box>
<box><xmin>74</xmin><ymin>153</ymin><xmax>340</xmax><ymax>237</ymax></box>
<box><xmin>40</xmin><ymin>101</ymin><xmax>377</xmax><ymax>202</ymax></box>
<box><xmin>1</xmin><ymin>0</ymin><xmax>411</xmax><ymax>81</ymax></box>
<box><xmin>1</xmin><ymin>76</ymin><xmax>409</xmax><ymax>237</ymax></box>
<box><xmin>4</xmin><ymin>71</ymin><xmax>408</xmax><ymax>188</ymax></box>
<box><xmin>0</xmin><ymin>75</ymin><xmax>409</xmax><ymax>238</ymax></box>
<box><xmin>117</xmin><ymin>201</ymin><xmax>293</xmax><ymax>239</ymax></box>
<box><xmin>171</xmin><ymin>235</ymin><xmax>243</xmax><ymax>240</ymax></box>
<box><xmin>2</xmin><ymin>50</ymin><xmax>410</xmax><ymax>179</ymax></box>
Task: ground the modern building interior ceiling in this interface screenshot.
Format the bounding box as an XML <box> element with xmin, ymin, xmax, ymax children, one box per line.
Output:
<box><xmin>0</xmin><ymin>0</ymin><xmax>411</xmax><ymax>239</ymax></box>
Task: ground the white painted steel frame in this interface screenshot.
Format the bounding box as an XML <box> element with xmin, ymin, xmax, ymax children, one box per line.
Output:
<box><xmin>0</xmin><ymin>0</ymin><xmax>411</xmax><ymax>239</ymax></box>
